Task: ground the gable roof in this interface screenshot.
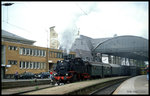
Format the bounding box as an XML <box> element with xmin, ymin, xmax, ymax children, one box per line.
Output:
<box><xmin>2</xmin><ymin>30</ymin><xmax>36</xmax><ymax>45</ymax></box>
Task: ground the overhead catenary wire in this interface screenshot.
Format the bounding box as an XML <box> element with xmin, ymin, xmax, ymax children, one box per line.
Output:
<box><xmin>75</xmin><ymin>3</ymin><xmax>88</xmax><ymax>16</ymax></box>
<box><xmin>2</xmin><ymin>20</ymin><xmax>32</xmax><ymax>34</ymax></box>
<box><xmin>2</xmin><ymin>2</ymin><xmax>34</xmax><ymax>34</ymax></box>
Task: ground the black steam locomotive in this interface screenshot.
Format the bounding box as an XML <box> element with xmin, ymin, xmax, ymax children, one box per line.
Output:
<box><xmin>53</xmin><ymin>57</ymin><xmax>140</xmax><ymax>84</ymax></box>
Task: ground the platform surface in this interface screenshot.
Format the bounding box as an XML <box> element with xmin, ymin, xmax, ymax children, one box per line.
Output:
<box><xmin>113</xmin><ymin>75</ymin><xmax>149</xmax><ymax>95</ymax></box>
<box><xmin>23</xmin><ymin>76</ymin><xmax>127</xmax><ymax>95</ymax></box>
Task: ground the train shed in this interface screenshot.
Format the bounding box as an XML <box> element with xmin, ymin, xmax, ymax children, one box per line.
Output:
<box><xmin>71</xmin><ymin>35</ymin><xmax>148</xmax><ymax>67</ymax></box>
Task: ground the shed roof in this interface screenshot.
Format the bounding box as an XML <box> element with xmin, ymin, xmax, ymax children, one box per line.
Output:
<box><xmin>92</xmin><ymin>35</ymin><xmax>148</xmax><ymax>61</ymax></box>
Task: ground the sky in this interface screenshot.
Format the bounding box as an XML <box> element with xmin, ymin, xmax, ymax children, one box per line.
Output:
<box><xmin>1</xmin><ymin>1</ymin><xmax>149</xmax><ymax>49</ymax></box>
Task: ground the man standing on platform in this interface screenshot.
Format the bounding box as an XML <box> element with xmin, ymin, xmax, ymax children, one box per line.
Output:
<box><xmin>146</xmin><ymin>65</ymin><xmax>149</xmax><ymax>80</ymax></box>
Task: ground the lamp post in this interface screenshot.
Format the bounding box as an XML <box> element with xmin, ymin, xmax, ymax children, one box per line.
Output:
<box><xmin>2</xmin><ymin>3</ymin><xmax>14</xmax><ymax>23</ymax></box>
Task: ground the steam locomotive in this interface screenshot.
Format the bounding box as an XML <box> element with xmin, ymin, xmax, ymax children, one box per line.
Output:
<box><xmin>53</xmin><ymin>57</ymin><xmax>140</xmax><ymax>84</ymax></box>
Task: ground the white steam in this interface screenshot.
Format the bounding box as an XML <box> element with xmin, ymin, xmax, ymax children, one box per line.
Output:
<box><xmin>55</xmin><ymin>2</ymin><xmax>97</xmax><ymax>55</ymax></box>
<box><xmin>58</xmin><ymin>23</ymin><xmax>79</xmax><ymax>54</ymax></box>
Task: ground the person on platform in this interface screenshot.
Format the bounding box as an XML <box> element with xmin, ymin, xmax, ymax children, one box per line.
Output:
<box><xmin>146</xmin><ymin>65</ymin><xmax>149</xmax><ymax>80</ymax></box>
<box><xmin>14</xmin><ymin>71</ymin><xmax>18</xmax><ymax>80</ymax></box>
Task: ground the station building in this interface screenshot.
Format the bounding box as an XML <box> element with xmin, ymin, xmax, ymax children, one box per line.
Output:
<box><xmin>1</xmin><ymin>30</ymin><xmax>75</xmax><ymax>79</ymax></box>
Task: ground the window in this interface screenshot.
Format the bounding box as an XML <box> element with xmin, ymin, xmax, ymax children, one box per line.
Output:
<box><xmin>26</xmin><ymin>62</ymin><xmax>29</xmax><ymax>69</ymax></box>
<box><xmin>38</xmin><ymin>50</ymin><xmax>41</xmax><ymax>56</ymax></box>
<box><xmin>19</xmin><ymin>48</ymin><xmax>23</xmax><ymax>55</ymax></box>
<box><xmin>37</xmin><ymin>62</ymin><xmax>40</xmax><ymax>69</ymax></box>
<box><xmin>40</xmin><ymin>50</ymin><xmax>43</xmax><ymax>56</ymax></box>
<box><xmin>56</xmin><ymin>52</ymin><xmax>59</xmax><ymax>58</ymax></box>
<box><xmin>23</xmin><ymin>61</ymin><xmax>26</xmax><ymax>69</ymax></box>
<box><xmin>34</xmin><ymin>50</ymin><xmax>37</xmax><ymax>56</ymax></box>
<box><xmin>60</xmin><ymin>52</ymin><xmax>62</xmax><ymax>58</ymax></box>
<box><xmin>30</xmin><ymin>62</ymin><xmax>33</xmax><ymax>69</ymax></box>
<box><xmin>49</xmin><ymin>51</ymin><xmax>51</xmax><ymax>57</ymax></box>
<box><xmin>54</xmin><ymin>52</ymin><xmax>56</xmax><ymax>58</ymax></box>
<box><xmin>40</xmin><ymin>63</ymin><xmax>43</xmax><ymax>69</ymax></box>
<box><xmin>30</xmin><ymin>49</ymin><xmax>33</xmax><ymax>56</ymax></box>
<box><xmin>8</xmin><ymin>60</ymin><xmax>17</xmax><ymax>65</ymax></box>
<box><xmin>8</xmin><ymin>46</ymin><xmax>17</xmax><ymax>50</ymax></box>
<box><xmin>44</xmin><ymin>63</ymin><xmax>46</xmax><ymax>69</ymax></box>
<box><xmin>26</xmin><ymin>48</ymin><xmax>30</xmax><ymax>55</ymax></box>
<box><xmin>33</xmin><ymin>62</ymin><xmax>35</xmax><ymax>69</ymax></box>
<box><xmin>34</xmin><ymin>62</ymin><xmax>37</xmax><ymax>69</ymax></box>
<box><xmin>20</xmin><ymin>61</ymin><xmax>23</xmax><ymax>69</ymax></box>
<box><xmin>37</xmin><ymin>62</ymin><xmax>39</xmax><ymax>69</ymax></box>
<box><xmin>43</xmin><ymin>50</ymin><xmax>46</xmax><ymax>57</ymax></box>
<box><xmin>37</xmin><ymin>50</ymin><xmax>39</xmax><ymax>56</ymax></box>
<box><xmin>14</xmin><ymin>46</ymin><xmax>17</xmax><ymax>50</ymax></box>
<box><xmin>23</xmin><ymin>48</ymin><xmax>26</xmax><ymax>55</ymax></box>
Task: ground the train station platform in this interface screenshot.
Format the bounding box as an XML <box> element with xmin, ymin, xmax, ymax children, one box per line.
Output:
<box><xmin>23</xmin><ymin>76</ymin><xmax>128</xmax><ymax>95</ymax></box>
<box><xmin>113</xmin><ymin>75</ymin><xmax>149</xmax><ymax>95</ymax></box>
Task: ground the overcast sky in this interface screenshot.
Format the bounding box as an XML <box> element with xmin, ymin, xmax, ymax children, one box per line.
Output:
<box><xmin>2</xmin><ymin>1</ymin><xmax>148</xmax><ymax>48</ymax></box>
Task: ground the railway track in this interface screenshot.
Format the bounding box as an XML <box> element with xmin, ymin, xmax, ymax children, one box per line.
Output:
<box><xmin>89</xmin><ymin>80</ymin><xmax>123</xmax><ymax>95</ymax></box>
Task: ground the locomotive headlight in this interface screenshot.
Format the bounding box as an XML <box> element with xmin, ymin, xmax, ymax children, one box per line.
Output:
<box><xmin>54</xmin><ymin>73</ymin><xmax>57</xmax><ymax>76</ymax></box>
<box><xmin>66</xmin><ymin>73</ymin><xmax>68</xmax><ymax>76</ymax></box>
